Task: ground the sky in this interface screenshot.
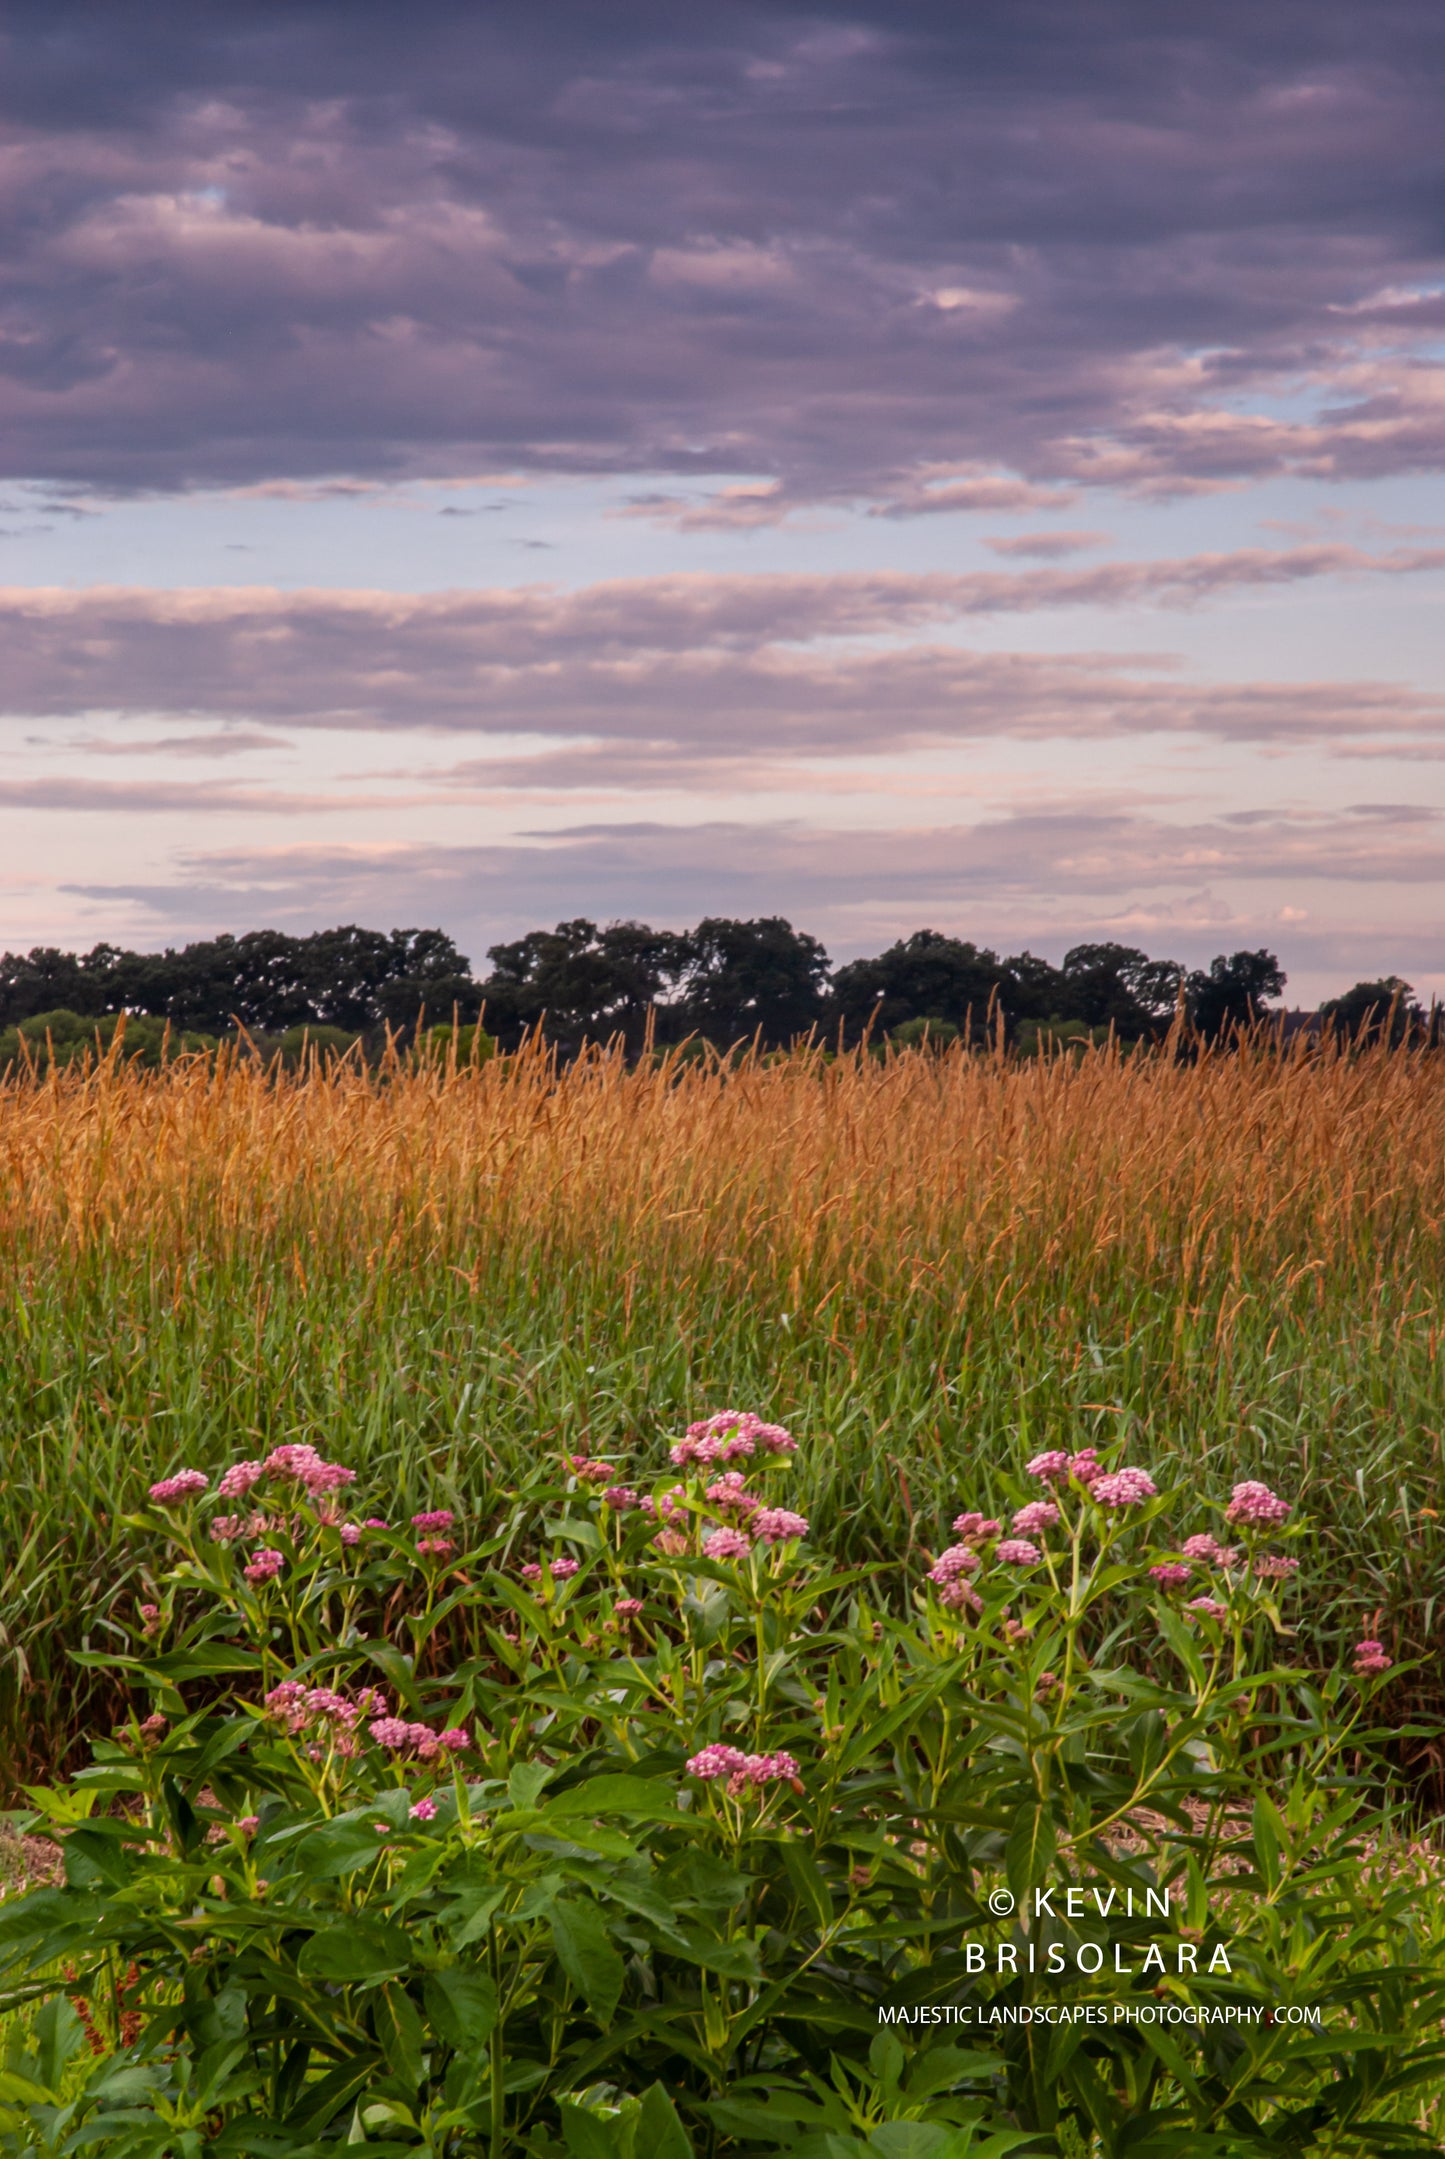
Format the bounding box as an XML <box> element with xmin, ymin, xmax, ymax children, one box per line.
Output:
<box><xmin>3</xmin><ymin>1</ymin><xmax>1445</xmax><ymax>1003</ymax></box>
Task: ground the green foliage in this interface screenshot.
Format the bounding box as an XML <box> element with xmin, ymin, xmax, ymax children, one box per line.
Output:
<box><xmin>421</xmin><ymin>1024</ymin><xmax>498</xmax><ymax>1065</ymax></box>
<box><xmin>0</xmin><ymin>1435</ymin><xmax>1442</xmax><ymax>2159</ymax></box>
<box><xmin>0</xmin><ymin>1011</ymin><xmax>216</xmax><ymax>1072</ymax></box>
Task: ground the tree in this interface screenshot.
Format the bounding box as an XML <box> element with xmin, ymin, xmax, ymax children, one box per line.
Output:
<box><xmin>831</xmin><ymin>930</ymin><xmax>1008</xmax><ymax>1041</ymax></box>
<box><xmin>679</xmin><ymin>917</ymin><xmax>829</xmax><ymax>1046</ymax></box>
<box><xmin>1058</xmin><ymin>943</ymin><xmax>1184</xmax><ymax>1036</ymax></box>
<box><xmin>479</xmin><ymin>919</ymin><xmax>692</xmax><ymax>1052</ymax></box>
<box><xmin>1319</xmin><ymin>977</ymin><xmax>1424</xmax><ymax>1047</ymax></box>
<box><xmin>1186</xmin><ymin>949</ymin><xmax>1286</xmax><ymax>1040</ymax></box>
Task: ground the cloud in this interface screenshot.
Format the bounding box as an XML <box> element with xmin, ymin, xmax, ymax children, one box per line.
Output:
<box><xmin>1</xmin><ymin>556</ymin><xmax>1443</xmax><ymax>770</ymax></box>
<box><xmin>983</xmin><ymin>530</ymin><xmax>1111</xmax><ymax>559</ymax></box>
<box><xmin>1</xmin><ymin>3</ymin><xmax>1443</xmax><ymax>499</ymax></box>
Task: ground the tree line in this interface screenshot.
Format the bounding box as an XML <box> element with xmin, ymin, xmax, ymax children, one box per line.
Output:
<box><xmin>0</xmin><ymin>917</ymin><xmax>1429</xmax><ymax>1056</ymax></box>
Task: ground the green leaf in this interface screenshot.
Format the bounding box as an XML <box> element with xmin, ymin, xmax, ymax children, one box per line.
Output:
<box><xmin>550</xmin><ymin>1897</ymin><xmax>625</xmax><ymax>2025</ymax></box>
<box><xmin>559</xmin><ymin>2099</ymin><xmax>626</xmax><ymax>2159</ymax></box>
<box><xmin>636</xmin><ymin>2082</ymin><xmax>693</xmax><ymax>2159</ymax></box>
<box><xmin>869</xmin><ymin>2127</ymin><xmax>955</xmax><ymax>2159</ymax></box>
<box><xmin>779</xmin><ymin>1838</ymin><xmax>835</xmax><ymax>1931</ymax></box>
<box><xmin>1252</xmin><ymin>1793</ymin><xmax>1286</xmax><ymax>1895</ymax></box>
<box><xmin>296</xmin><ymin>1919</ymin><xmax>412</xmax><ymax>1986</ymax></box>
<box><xmin>375</xmin><ymin>1982</ymin><xmax>426</xmax><ymax>2090</ymax></box>
<box><xmin>508</xmin><ymin>1760</ymin><xmax>555</xmax><ymax>1811</ymax></box>
<box><xmin>1003</xmin><ymin>1805</ymin><xmax>1055</xmax><ymax>1905</ymax></box>
<box><xmin>423</xmin><ymin>1969</ymin><xmax>498</xmax><ymax>2049</ymax></box>
<box><xmin>547</xmin><ymin>1775</ymin><xmax>678</xmax><ymax>1819</ymax></box>
<box><xmin>33</xmin><ymin>1994</ymin><xmax>85</xmax><ymax>2092</ymax></box>
<box><xmin>294</xmin><ymin>1814</ymin><xmax>397</xmax><ymax>1881</ymax></box>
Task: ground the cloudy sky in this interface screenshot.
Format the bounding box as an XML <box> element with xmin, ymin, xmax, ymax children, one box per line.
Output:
<box><xmin>4</xmin><ymin>0</ymin><xmax>1445</xmax><ymax>1000</ymax></box>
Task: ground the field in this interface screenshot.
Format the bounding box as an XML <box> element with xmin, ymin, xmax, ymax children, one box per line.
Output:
<box><xmin>1</xmin><ymin>1032</ymin><xmax>1443</xmax><ymax>1781</ymax></box>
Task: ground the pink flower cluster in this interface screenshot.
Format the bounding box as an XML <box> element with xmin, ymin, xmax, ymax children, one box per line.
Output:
<box><xmin>1353</xmin><ymin>1639</ymin><xmax>1391</xmax><ymax>1676</ymax></box>
<box><xmin>602</xmin><ymin>1485</ymin><xmax>639</xmax><ymax>1510</ymax></box>
<box><xmin>263</xmin><ymin>1680</ymin><xmax>390</xmax><ymax>1754</ymax></box>
<box><xmin>1149</xmin><ymin>1562</ymin><xmax>1193</xmax><ymax>1588</ymax></box>
<box><xmin>613</xmin><ymin>1597</ymin><xmax>644</xmax><ymax>1619</ymax></box>
<box><xmin>369</xmin><ymin>1717</ymin><xmax>471</xmax><ymax>1759</ymax></box>
<box><xmin>1225</xmin><ymin>1481</ymin><xmax>1291</xmax><ymax>1528</ymax></box>
<box><xmin>641</xmin><ymin>1484</ymin><xmax>688</xmax><ymax>1526</ymax></box>
<box><xmin>752</xmin><ymin>1508</ymin><xmax>809</xmax><ymax>1546</ymax></box>
<box><xmin>1185</xmin><ymin>1597</ymin><xmax>1229</xmax><ymax>1622</ymax></box>
<box><xmin>1025</xmin><ymin>1449</ymin><xmax>1102</xmax><ymax>1487</ymax></box>
<box><xmin>1253</xmin><ymin>1554</ymin><xmax>1300</xmax><ymax>1581</ymax></box>
<box><xmin>670</xmin><ymin>1411</ymin><xmax>797</xmax><ymax>1467</ymax></box>
<box><xmin>1182</xmin><ymin>1534</ymin><xmax>1238</xmax><ymax>1566</ymax></box>
<box><xmin>409</xmin><ymin>1796</ymin><xmax>439</xmax><ymax>1821</ymax></box>
<box><xmin>148</xmin><ymin>1469</ymin><xmax>209</xmax><ymax>1505</ymax></box>
<box><xmin>417</xmin><ymin>1538</ymin><xmax>455</xmax><ymax>1558</ymax></box>
<box><xmin>686</xmin><ymin>1743</ymin><xmax>801</xmax><ymax>1792</ymax></box>
<box><xmin>927</xmin><ymin>1544</ymin><xmax>980</xmax><ymax>1587</ymax></box>
<box><xmin>706</xmin><ymin>1472</ymin><xmax>759</xmax><ymax>1516</ymax></box>
<box><xmin>703</xmin><ymin>1526</ymin><xmax>752</xmax><ymax>1559</ymax></box>
<box><xmin>521</xmin><ymin>1556</ymin><xmax>579</xmax><ymax>1581</ymax></box>
<box><xmin>221</xmin><ymin>1445</ymin><xmax>357</xmax><ymax>1500</ymax></box>
<box><xmin>1012</xmin><ymin>1500</ymin><xmax>1058</xmax><ymax>1535</ymax></box>
<box><xmin>411</xmin><ymin>1509</ymin><xmax>455</xmax><ymax>1533</ymax></box>
<box><xmin>996</xmin><ymin>1538</ymin><xmax>1042</xmax><ymax>1565</ymax></box>
<box><xmin>1091</xmin><ymin>1468</ymin><xmax>1157</xmax><ymax>1508</ymax></box>
<box><xmin>244</xmin><ymin>1548</ymin><xmax>285</xmax><ymax>1585</ymax></box>
<box><xmin>565</xmin><ymin>1457</ymin><xmax>617</xmax><ymax>1485</ymax></box>
<box><xmin>952</xmin><ymin>1512</ymin><xmax>1001</xmax><ymax>1539</ymax></box>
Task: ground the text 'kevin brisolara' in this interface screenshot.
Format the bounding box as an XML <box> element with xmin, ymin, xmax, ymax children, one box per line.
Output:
<box><xmin>878</xmin><ymin>2005</ymin><xmax>1324</xmax><ymax>2028</ymax></box>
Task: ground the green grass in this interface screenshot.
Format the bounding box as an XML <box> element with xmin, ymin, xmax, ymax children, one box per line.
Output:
<box><xmin>0</xmin><ymin>1036</ymin><xmax>1442</xmax><ymax>1781</ymax></box>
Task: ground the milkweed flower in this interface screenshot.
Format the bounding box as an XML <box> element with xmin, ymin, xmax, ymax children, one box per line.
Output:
<box><xmin>417</xmin><ymin>1537</ymin><xmax>455</xmax><ymax>1557</ymax></box>
<box><xmin>1092</xmin><ymin>1468</ymin><xmax>1157</xmax><ymax>1507</ymax></box>
<box><xmin>566</xmin><ymin>1457</ymin><xmax>616</xmax><ymax>1485</ymax></box>
<box><xmin>641</xmin><ymin>1485</ymin><xmax>688</xmax><ymax>1525</ymax></box>
<box><xmin>751</xmin><ymin>1508</ymin><xmax>808</xmax><ymax>1546</ymax></box>
<box><xmin>550</xmin><ymin>1556</ymin><xmax>579</xmax><ymax>1578</ymax></box>
<box><xmin>364</xmin><ymin>1518</ymin><xmax>390</xmax><ymax>1531</ymax></box>
<box><xmin>1182</xmin><ymin>1534</ymin><xmax>1238</xmax><ymax>1565</ymax></box>
<box><xmin>706</xmin><ymin>1472</ymin><xmax>759</xmax><ymax>1515</ymax></box>
<box><xmin>1226</xmin><ymin>1481</ymin><xmax>1291</xmax><ymax>1528</ymax></box>
<box><xmin>614</xmin><ymin>1597</ymin><xmax>644</xmax><ymax>1619</ymax></box>
<box><xmin>1025</xmin><ymin>1451</ymin><xmax>1071</xmax><ymax>1483</ymax></box>
<box><xmin>339</xmin><ymin>1523</ymin><xmax>362</xmax><ymax>1546</ymax></box>
<box><xmin>409</xmin><ymin>1796</ymin><xmax>439</xmax><ymax>1821</ymax></box>
<box><xmin>1353</xmin><ymin>1639</ymin><xmax>1391</xmax><ymax>1675</ymax></box>
<box><xmin>218</xmin><ymin>1460</ymin><xmax>265</xmax><ymax>1499</ymax></box>
<box><xmin>149</xmin><ymin>1470</ymin><xmax>208</xmax><ymax>1505</ymax></box>
<box><xmin>1012</xmin><ymin>1501</ymin><xmax>1059</xmax><ymax>1534</ymax></box>
<box><xmin>244</xmin><ymin>1548</ymin><xmax>284</xmax><ymax>1584</ymax></box>
<box><xmin>438</xmin><ymin>1727</ymin><xmax>471</xmax><ymax>1753</ymax></box>
<box><xmin>1068</xmin><ymin>1449</ymin><xmax>1103</xmax><ymax>1485</ymax></box>
<box><xmin>1252</xmin><ymin>1553</ymin><xmax>1300</xmax><ymax>1580</ymax></box>
<box><xmin>654</xmin><ymin>1529</ymin><xmax>690</xmax><ymax>1556</ymax></box>
<box><xmin>928</xmin><ymin>1544</ymin><xmax>980</xmax><ymax>1586</ymax></box>
<box><xmin>951</xmin><ymin>1512</ymin><xmax>1001</xmax><ymax>1539</ymax></box>
<box><xmin>411</xmin><ymin>1510</ymin><xmax>456</xmax><ymax>1532</ymax></box>
<box><xmin>672</xmin><ymin>1411</ymin><xmax>797</xmax><ymax>1467</ymax></box>
<box><xmin>601</xmin><ymin>1485</ymin><xmax>639</xmax><ymax>1510</ymax></box>
<box><xmin>703</xmin><ymin>1526</ymin><xmax>753</xmax><ymax>1559</ymax></box>
<box><xmin>687</xmin><ymin>1744</ymin><xmax>749</xmax><ymax>1779</ymax></box>
<box><xmin>138</xmin><ymin>1602</ymin><xmax>161</xmax><ymax>1634</ymax></box>
<box><xmin>1149</xmin><ymin>1563</ymin><xmax>1192</xmax><ymax>1588</ymax></box>
<box><xmin>209</xmin><ymin>1515</ymin><xmax>244</xmax><ymax>1544</ymax></box>
<box><xmin>1185</xmin><ymin>1597</ymin><xmax>1229</xmax><ymax>1621</ymax></box>
<box><xmin>686</xmin><ymin>1744</ymin><xmax>800</xmax><ymax>1792</ymax></box>
<box><xmin>996</xmin><ymin>1538</ymin><xmax>1043</xmax><ymax>1565</ymax></box>
<box><xmin>938</xmin><ymin>1579</ymin><xmax>982</xmax><ymax>1613</ymax></box>
<box><xmin>236</xmin><ymin>1816</ymin><xmax>259</xmax><ymax>1835</ymax></box>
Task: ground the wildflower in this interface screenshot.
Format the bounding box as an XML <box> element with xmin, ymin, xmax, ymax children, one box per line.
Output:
<box><xmin>641</xmin><ymin>1484</ymin><xmax>689</xmax><ymax>1525</ymax></box>
<box><xmin>417</xmin><ymin>1537</ymin><xmax>455</xmax><ymax>1558</ymax></box>
<box><xmin>364</xmin><ymin>1518</ymin><xmax>390</xmax><ymax>1530</ymax></box>
<box><xmin>1012</xmin><ymin>1500</ymin><xmax>1059</xmax><ymax>1534</ymax></box>
<box><xmin>654</xmin><ymin>1528</ymin><xmax>690</xmax><ymax>1556</ymax></box>
<box><xmin>244</xmin><ymin>1547</ymin><xmax>285</xmax><ymax>1585</ymax></box>
<box><xmin>409</xmin><ymin>1796</ymin><xmax>439</xmax><ymax>1821</ymax></box>
<box><xmin>673</xmin><ymin>1411</ymin><xmax>796</xmax><ymax>1467</ymax></box>
<box><xmin>928</xmin><ymin>1544</ymin><xmax>980</xmax><ymax>1586</ymax></box>
<box><xmin>302</xmin><ymin>1461</ymin><xmax>356</xmax><ymax>1495</ymax></box>
<box><xmin>1353</xmin><ymin>1639</ymin><xmax>1392</xmax><ymax>1676</ymax></box>
<box><xmin>209</xmin><ymin>1515</ymin><xmax>244</xmax><ymax>1544</ymax></box>
<box><xmin>237</xmin><ymin>1816</ymin><xmax>259</xmax><ymax>1835</ymax></box>
<box><xmin>218</xmin><ymin>1460</ymin><xmax>265</xmax><ymax>1499</ymax></box>
<box><xmin>520</xmin><ymin>1562</ymin><xmax>543</xmax><ymax>1582</ymax></box>
<box><xmin>566</xmin><ymin>1458</ymin><xmax>615</xmax><ymax>1485</ymax></box>
<box><xmin>1068</xmin><ymin>1449</ymin><xmax>1104</xmax><ymax>1485</ymax></box>
<box><xmin>551</xmin><ymin>1556</ymin><xmax>579</xmax><ymax>1578</ymax></box>
<box><xmin>1253</xmin><ymin>1553</ymin><xmax>1300</xmax><ymax>1580</ymax></box>
<box><xmin>1185</xmin><ymin>1597</ymin><xmax>1229</xmax><ymax>1622</ymax></box>
<box><xmin>1225</xmin><ymin>1481</ymin><xmax>1291</xmax><ymax>1528</ymax></box>
<box><xmin>339</xmin><ymin>1523</ymin><xmax>362</xmax><ymax>1546</ymax></box>
<box><xmin>601</xmin><ymin>1485</ymin><xmax>639</xmax><ymax>1510</ymax></box>
<box><xmin>439</xmin><ymin>1727</ymin><xmax>470</xmax><ymax>1752</ymax></box>
<box><xmin>411</xmin><ymin>1509</ymin><xmax>456</xmax><ymax>1532</ymax></box>
<box><xmin>138</xmin><ymin>1602</ymin><xmax>161</xmax><ymax>1634</ymax></box>
<box><xmin>263</xmin><ymin>1444</ymin><xmax>325</xmax><ymax>1480</ymax></box>
<box><xmin>687</xmin><ymin>1743</ymin><xmax>749</xmax><ymax>1779</ymax></box>
<box><xmin>751</xmin><ymin>1508</ymin><xmax>808</xmax><ymax>1546</ymax></box>
<box><xmin>148</xmin><ymin>1470</ymin><xmax>209</xmax><ymax>1505</ymax></box>
<box><xmin>1025</xmin><ymin>1450</ymin><xmax>1071</xmax><ymax>1483</ymax></box>
<box><xmin>706</xmin><ymin>1472</ymin><xmax>759</xmax><ymax>1515</ymax></box>
<box><xmin>369</xmin><ymin>1717</ymin><xmax>415</xmax><ymax>1749</ymax></box>
<box><xmin>1091</xmin><ymin>1468</ymin><xmax>1157</xmax><ymax>1507</ymax></box>
<box><xmin>687</xmin><ymin>1744</ymin><xmax>800</xmax><ymax>1792</ymax></box>
<box><xmin>951</xmin><ymin>1512</ymin><xmax>1001</xmax><ymax>1539</ymax></box>
<box><xmin>1182</xmin><ymin>1533</ymin><xmax>1238</xmax><ymax>1565</ymax></box>
<box><xmin>614</xmin><ymin>1597</ymin><xmax>644</xmax><ymax>1619</ymax></box>
<box><xmin>703</xmin><ymin>1526</ymin><xmax>753</xmax><ymax>1559</ymax></box>
<box><xmin>1149</xmin><ymin>1563</ymin><xmax>1192</xmax><ymax>1588</ymax></box>
<box><xmin>138</xmin><ymin>1712</ymin><xmax>167</xmax><ymax>1741</ymax></box>
<box><xmin>938</xmin><ymin>1579</ymin><xmax>982</xmax><ymax>1614</ymax></box>
<box><xmin>264</xmin><ymin>1680</ymin><xmax>308</xmax><ymax>1727</ymax></box>
<box><xmin>996</xmin><ymin>1538</ymin><xmax>1042</xmax><ymax>1565</ymax></box>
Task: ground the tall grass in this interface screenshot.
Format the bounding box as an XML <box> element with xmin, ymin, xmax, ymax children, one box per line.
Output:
<box><xmin>1</xmin><ymin>1033</ymin><xmax>1442</xmax><ymax>1778</ymax></box>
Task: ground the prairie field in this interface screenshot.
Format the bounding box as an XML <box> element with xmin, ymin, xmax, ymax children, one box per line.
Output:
<box><xmin>1</xmin><ymin>1034</ymin><xmax>1443</xmax><ymax>1779</ymax></box>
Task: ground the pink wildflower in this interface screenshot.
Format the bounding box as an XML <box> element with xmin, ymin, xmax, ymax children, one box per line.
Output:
<box><xmin>654</xmin><ymin>1528</ymin><xmax>690</xmax><ymax>1556</ymax></box>
<box><xmin>601</xmin><ymin>1485</ymin><xmax>639</xmax><ymax>1510</ymax></box>
<box><xmin>218</xmin><ymin>1460</ymin><xmax>265</xmax><ymax>1499</ymax></box>
<box><xmin>1353</xmin><ymin>1639</ymin><xmax>1392</xmax><ymax>1675</ymax></box>
<box><xmin>1092</xmin><ymin>1467</ymin><xmax>1157</xmax><ymax>1507</ymax></box>
<box><xmin>1253</xmin><ymin>1554</ymin><xmax>1300</xmax><ymax>1580</ymax></box>
<box><xmin>148</xmin><ymin>1469</ymin><xmax>209</xmax><ymax>1505</ymax></box>
<box><xmin>520</xmin><ymin>1562</ymin><xmax>543</xmax><ymax>1582</ymax></box>
<box><xmin>339</xmin><ymin>1523</ymin><xmax>362</xmax><ymax>1546</ymax></box>
<box><xmin>687</xmin><ymin>1744</ymin><xmax>749</xmax><ymax>1779</ymax></box>
<box><xmin>417</xmin><ymin>1537</ymin><xmax>455</xmax><ymax>1558</ymax></box>
<box><xmin>411</xmin><ymin>1510</ymin><xmax>456</xmax><ymax>1532</ymax></box>
<box><xmin>209</xmin><ymin>1515</ymin><xmax>244</xmax><ymax>1544</ymax></box>
<box><xmin>641</xmin><ymin>1484</ymin><xmax>689</xmax><ymax>1525</ymax></box>
<box><xmin>409</xmin><ymin>1796</ymin><xmax>439</xmax><ymax>1821</ymax></box>
<box><xmin>244</xmin><ymin>1548</ymin><xmax>284</xmax><ymax>1585</ymax></box>
<box><xmin>237</xmin><ymin>1815</ymin><xmax>259</xmax><ymax>1835</ymax></box>
<box><xmin>138</xmin><ymin>1712</ymin><xmax>167</xmax><ymax>1741</ymax></box>
<box><xmin>1225</xmin><ymin>1481</ymin><xmax>1291</xmax><ymax>1528</ymax></box>
<box><xmin>928</xmin><ymin>1544</ymin><xmax>980</xmax><ymax>1586</ymax></box>
<box><xmin>1149</xmin><ymin>1563</ymin><xmax>1192</xmax><ymax>1588</ymax></box>
<box><xmin>263</xmin><ymin>1444</ymin><xmax>324</xmax><ymax>1480</ymax></box>
<box><xmin>138</xmin><ymin>1602</ymin><xmax>160</xmax><ymax>1634</ymax></box>
<box><xmin>369</xmin><ymin>1717</ymin><xmax>414</xmax><ymax>1749</ymax></box>
<box><xmin>938</xmin><ymin>1579</ymin><xmax>982</xmax><ymax>1614</ymax></box>
<box><xmin>703</xmin><ymin>1526</ymin><xmax>753</xmax><ymax>1559</ymax></box>
<box><xmin>551</xmin><ymin>1557</ymin><xmax>579</xmax><ymax>1578</ymax></box>
<box><xmin>302</xmin><ymin>1461</ymin><xmax>356</xmax><ymax>1495</ymax></box>
<box><xmin>439</xmin><ymin>1727</ymin><xmax>470</xmax><ymax>1753</ymax></box>
<box><xmin>1185</xmin><ymin>1597</ymin><xmax>1229</xmax><ymax>1621</ymax></box>
<box><xmin>1012</xmin><ymin>1500</ymin><xmax>1059</xmax><ymax>1534</ymax></box>
<box><xmin>1068</xmin><ymin>1449</ymin><xmax>1103</xmax><ymax>1485</ymax></box>
<box><xmin>996</xmin><ymin>1538</ymin><xmax>1042</xmax><ymax>1565</ymax></box>
<box><xmin>706</xmin><ymin>1472</ymin><xmax>759</xmax><ymax>1515</ymax></box>
<box><xmin>687</xmin><ymin>1743</ymin><xmax>800</xmax><ymax>1792</ymax></box>
<box><xmin>566</xmin><ymin>1458</ymin><xmax>615</xmax><ymax>1485</ymax></box>
<box><xmin>364</xmin><ymin>1518</ymin><xmax>390</xmax><ymax>1530</ymax></box>
<box><xmin>951</xmin><ymin>1512</ymin><xmax>1001</xmax><ymax>1539</ymax></box>
<box><xmin>751</xmin><ymin>1508</ymin><xmax>808</xmax><ymax>1546</ymax></box>
<box><xmin>614</xmin><ymin>1597</ymin><xmax>644</xmax><ymax>1619</ymax></box>
<box><xmin>1025</xmin><ymin>1451</ymin><xmax>1071</xmax><ymax>1483</ymax></box>
<box><xmin>1182</xmin><ymin>1534</ymin><xmax>1238</xmax><ymax>1565</ymax></box>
